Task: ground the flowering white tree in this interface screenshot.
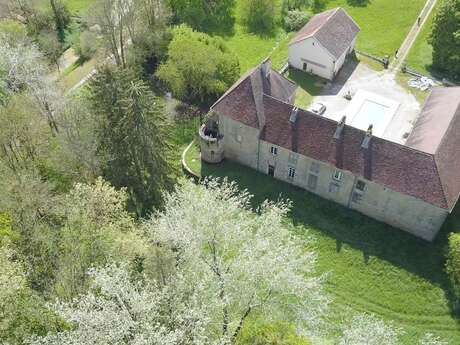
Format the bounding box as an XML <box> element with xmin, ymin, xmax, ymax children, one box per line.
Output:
<box><xmin>28</xmin><ymin>264</ymin><xmax>211</xmax><ymax>345</ymax></box>
<box><xmin>145</xmin><ymin>178</ymin><xmax>328</xmax><ymax>343</ymax></box>
<box><xmin>0</xmin><ymin>33</ymin><xmax>62</xmax><ymax>131</ymax></box>
<box><xmin>418</xmin><ymin>333</ymin><xmax>448</xmax><ymax>345</ymax></box>
<box><xmin>29</xmin><ymin>179</ymin><xmax>327</xmax><ymax>344</ymax></box>
<box><xmin>338</xmin><ymin>313</ymin><xmax>402</xmax><ymax>345</ymax></box>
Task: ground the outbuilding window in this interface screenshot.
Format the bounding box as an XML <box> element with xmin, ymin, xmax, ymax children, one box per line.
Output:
<box><xmin>270</xmin><ymin>146</ymin><xmax>278</xmax><ymax>155</ymax></box>
<box><xmin>288</xmin><ymin>167</ymin><xmax>296</xmax><ymax>179</ymax></box>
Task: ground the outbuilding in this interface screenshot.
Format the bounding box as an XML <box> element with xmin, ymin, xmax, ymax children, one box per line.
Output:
<box><xmin>288</xmin><ymin>7</ymin><xmax>360</xmax><ymax>80</ymax></box>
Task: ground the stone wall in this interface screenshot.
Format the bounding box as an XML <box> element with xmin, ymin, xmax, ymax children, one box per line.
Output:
<box><xmin>219</xmin><ymin>115</ymin><xmax>260</xmax><ymax>170</ymax></box>
<box><xmin>256</xmin><ymin>140</ymin><xmax>448</xmax><ymax>241</ymax></box>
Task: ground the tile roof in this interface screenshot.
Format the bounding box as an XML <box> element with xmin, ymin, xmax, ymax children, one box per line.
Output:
<box><xmin>261</xmin><ymin>95</ymin><xmax>448</xmax><ymax>209</ymax></box>
<box><xmin>211</xmin><ymin>60</ymin><xmax>297</xmax><ymax>129</ymax></box>
<box><xmin>406</xmin><ymin>87</ymin><xmax>460</xmax><ymax>210</ymax></box>
<box><xmin>289</xmin><ymin>7</ymin><xmax>360</xmax><ymax>59</ymax></box>
<box><xmin>212</xmin><ymin>62</ymin><xmax>460</xmax><ymax>211</ymax></box>
<box><xmin>406</xmin><ymin>87</ymin><xmax>460</xmax><ymax>154</ymax></box>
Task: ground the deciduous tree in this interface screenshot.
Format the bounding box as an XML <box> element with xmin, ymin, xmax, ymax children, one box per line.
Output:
<box><xmin>429</xmin><ymin>0</ymin><xmax>460</xmax><ymax>79</ymax></box>
<box><xmin>145</xmin><ymin>179</ymin><xmax>328</xmax><ymax>343</ymax></box>
<box><xmin>240</xmin><ymin>0</ymin><xmax>276</xmax><ymax>33</ymax></box>
<box><xmin>156</xmin><ymin>25</ymin><xmax>239</xmax><ymax>106</ymax></box>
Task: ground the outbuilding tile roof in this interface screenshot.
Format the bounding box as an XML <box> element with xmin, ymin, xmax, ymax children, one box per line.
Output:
<box><xmin>289</xmin><ymin>7</ymin><xmax>360</xmax><ymax>59</ymax></box>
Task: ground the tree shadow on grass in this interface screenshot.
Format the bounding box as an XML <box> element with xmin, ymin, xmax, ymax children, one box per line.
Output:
<box><xmin>202</xmin><ymin>16</ymin><xmax>236</xmax><ymax>37</ymax></box>
<box><xmin>201</xmin><ymin>159</ymin><xmax>460</xmax><ymax>320</ymax></box>
<box><xmin>347</xmin><ymin>0</ymin><xmax>370</xmax><ymax>7</ymax></box>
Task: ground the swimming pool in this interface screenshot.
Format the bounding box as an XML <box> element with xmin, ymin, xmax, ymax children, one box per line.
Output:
<box><xmin>345</xmin><ymin>90</ymin><xmax>400</xmax><ymax>137</ymax></box>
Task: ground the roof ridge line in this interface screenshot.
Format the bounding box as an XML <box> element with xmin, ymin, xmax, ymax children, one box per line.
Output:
<box><xmin>431</xmin><ymin>154</ymin><xmax>449</xmax><ymax>210</ymax></box>
<box><xmin>210</xmin><ymin>67</ymin><xmax>256</xmax><ymax>110</ymax></box>
<box><xmin>434</xmin><ymin>102</ymin><xmax>460</xmax><ymax>155</ymax></box>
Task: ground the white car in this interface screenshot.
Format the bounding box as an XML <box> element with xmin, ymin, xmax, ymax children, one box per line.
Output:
<box><xmin>309</xmin><ymin>102</ymin><xmax>326</xmax><ymax>115</ymax></box>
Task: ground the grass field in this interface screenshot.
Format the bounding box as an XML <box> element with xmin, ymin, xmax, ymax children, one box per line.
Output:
<box><xmin>181</xmin><ymin>150</ymin><xmax>460</xmax><ymax>344</ymax></box>
<box><xmin>405</xmin><ymin>0</ymin><xmax>441</xmax><ymax>76</ymax></box>
<box><xmin>217</xmin><ymin>0</ymin><xmax>426</xmax><ymax>76</ymax></box>
<box><xmin>325</xmin><ymin>0</ymin><xmax>426</xmax><ymax>57</ymax></box>
<box><xmin>64</xmin><ymin>0</ymin><xmax>93</xmax><ymax>13</ymax></box>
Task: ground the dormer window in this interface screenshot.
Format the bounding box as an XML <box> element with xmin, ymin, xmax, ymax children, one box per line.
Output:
<box><xmin>332</xmin><ymin>169</ymin><xmax>343</xmax><ymax>181</ymax></box>
<box><xmin>270</xmin><ymin>146</ymin><xmax>278</xmax><ymax>155</ymax></box>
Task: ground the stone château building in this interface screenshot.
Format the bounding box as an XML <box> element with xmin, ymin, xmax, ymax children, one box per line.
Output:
<box><xmin>199</xmin><ymin>59</ymin><xmax>460</xmax><ymax>241</ymax></box>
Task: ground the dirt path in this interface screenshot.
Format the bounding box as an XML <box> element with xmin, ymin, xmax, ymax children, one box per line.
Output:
<box><xmin>389</xmin><ymin>0</ymin><xmax>438</xmax><ymax>74</ymax></box>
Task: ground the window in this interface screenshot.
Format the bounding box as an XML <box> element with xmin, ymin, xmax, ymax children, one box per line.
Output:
<box><xmin>268</xmin><ymin>164</ymin><xmax>275</xmax><ymax>177</ymax></box>
<box><xmin>288</xmin><ymin>152</ymin><xmax>298</xmax><ymax>165</ymax></box>
<box><xmin>356</xmin><ymin>180</ymin><xmax>366</xmax><ymax>191</ymax></box>
<box><xmin>332</xmin><ymin>169</ymin><xmax>343</xmax><ymax>181</ymax></box>
<box><xmin>288</xmin><ymin>167</ymin><xmax>296</xmax><ymax>179</ymax></box>
<box><xmin>329</xmin><ymin>182</ymin><xmax>340</xmax><ymax>194</ymax></box>
<box><xmin>303</xmin><ymin>62</ymin><xmax>307</xmax><ymax>71</ymax></box>
<box><xmin>351</xmin><ymin>192</ymin><xmax>362</xmax><ymax>203</ymax></box>
<box><xmin>310</xmin><ymin>162</ymin><xmax>320</xmax><ymax>174</ymax></box>
<box><xmin>270</xmin><ymin>146</ymin><xmax>278</xmax><ymax>155</ymax></box>
<box><xmin>307</xmin><ymin>174</ymin><xmax>318</xmax><ymax>190</ymax></box>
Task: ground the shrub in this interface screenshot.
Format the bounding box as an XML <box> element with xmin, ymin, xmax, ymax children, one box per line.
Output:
<box><xmin>446</xmin><ymin>232</ymin><xmax>460</xmax><ymax>298</ymax></box>
<box><xmin>284</xmin><ymin>10</ymin><xmax>312</xmax><ymax>31</ymax></box>
<box><xmin>156</xmin><ymin>25</ymin><xmax>239</xmax><ymax>106</ymax></box>
<box><xmin>237</xmin><ymin>318</ymin><xmax>311</xmax><ymax>345</ymax></box>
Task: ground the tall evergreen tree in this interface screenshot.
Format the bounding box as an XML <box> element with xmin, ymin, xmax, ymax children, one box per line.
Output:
<box><xmin>88</xmin><ymin>67</ymin><xmax>175</xmax><ymax>215</ymax></box>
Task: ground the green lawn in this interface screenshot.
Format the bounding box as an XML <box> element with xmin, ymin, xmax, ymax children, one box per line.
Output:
<box><xmin>288</xmin><ymin>69</ymin><xmax>326</xmax><ymax>109</ymax></box>
<box><xmin>64</xmin><ymin>0</ymin><xmax>93</xmax><ymax>13</ymax></box>
<box><xmin>183</xmin><ymin>141</ymin><xmax>201</xmax><ymax>177</ymax></box>
<box><xmin>192</xmin><ymin>159</ymin><xmax>460</xmax><ymax>344</ymax></box>
<box><xmin>405</xmin><ymin>0</ymin><xmax>441</xmax><ymax>76</ymax></box>
<box><xmin>324</xmin><ymin>0</ymin><xmax>426</xmax><ymax>57</ymax></box>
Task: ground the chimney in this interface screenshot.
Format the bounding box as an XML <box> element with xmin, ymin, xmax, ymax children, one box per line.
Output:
<box><xmin>333</xmin><ymin>116</ymin><xmax>346</xmax><ymax>140</ymax></box>
<box><xmin>289</xmin><ymin>107</ymin><xmax>299</xmax><ymax>123</ymax></box>
<box><xmin>361</xmin><ymin>124</ymin><xmax>373</xmax><ymax>149</ymax></box>
<box><xmin>261</xmin><ymin>58</ymin><xmax>272</xmax><ymax>95</ymax></box>
<box><xmin>361</xmin><ymin>124</ymin><xmax>373</xmax><ymax>180</ymax></box>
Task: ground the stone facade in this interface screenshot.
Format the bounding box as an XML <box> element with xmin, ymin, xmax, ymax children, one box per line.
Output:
<box><xmin>256</xmin><ymin>139</ymin><xmax>448</xmax><ymax>241</ymax></box>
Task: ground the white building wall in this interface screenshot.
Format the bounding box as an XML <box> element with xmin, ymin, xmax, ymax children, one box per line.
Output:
<box><xmin>334</xmin><ymin>49</ymin><xmax>347</xmax><ymax>76</ymax></box>
<box><xmin>288</xmin><ymin>37</ymin><xmax>335</xmax><ymax>80</ymax></box>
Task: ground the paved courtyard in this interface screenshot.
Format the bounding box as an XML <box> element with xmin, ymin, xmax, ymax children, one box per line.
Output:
<box><xmin>312</xmin><ymin>59</ymin><xmax>421</xmax><ymax>144</ymax></box>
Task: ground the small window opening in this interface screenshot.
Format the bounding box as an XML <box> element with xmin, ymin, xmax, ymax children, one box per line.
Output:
<box><xmin>288</xmin><ymin>167</ymin><xmax>296</xmax><ymax>179</ymax></box>
<box><xmin>270</xmin><ymin>146</ymin><xmax>278</xmax><ymax>155</ymax></box>
<box><xmin>356</xmin><ymin>180</ymin><xmax>366</xmax><ymax>191</ymax></box>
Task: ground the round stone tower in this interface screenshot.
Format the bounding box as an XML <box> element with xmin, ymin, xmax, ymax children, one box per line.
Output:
<box><xmin>199</xmin><ymin>118</ymin><xmax>224</xmax><ymax>164</ymax></box>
